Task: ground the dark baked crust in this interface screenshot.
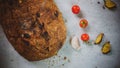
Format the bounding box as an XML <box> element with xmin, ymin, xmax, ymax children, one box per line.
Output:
<box><xmin>0</xmin><ymin>0</ymin><xmax>66</xmax><ymax>61</ymax></box>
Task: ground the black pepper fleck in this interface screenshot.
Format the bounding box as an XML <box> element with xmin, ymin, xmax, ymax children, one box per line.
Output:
<box><xmin>39</xmin><ymin>23</ymin><xmax>44</xmax><ymax>30</ymax></box>
<box><xmin>58</xmin><ymin>42</ymin><xmax>63</xmax><ymax>49</ymax></box>
<box><xmin>36</xmin><ymin>12</ymin><xmax>40</xmax><ymax>17</ymax></box>
<box><xmin>103</xmin><ymin>6</ymin><xmax>105</xmax><ymax>9</ymax></box>
<box><xmin>31</xmin><ymin>21</ymin><xmax>37</xmax><ymax>28</ymax></box>
<box><xmin>97</xmin><ymin>1</ymin><xmax>100</xmax><ymax>4</ymax></box>
<box><xmin>41</xmin><ymin>31</ymin><xmax>50</xmax><ymax>41</ymax></box>
<box><xmin>64</xmin><ymin>56</ymin><xmax>67</xmax><ymax>60</ymax></box>
<box><xmin>23</xmin><ymin>33</ymin><xmax>30</xmax><ymax>38</ymax></box>
<box><xmin>54</xmin><ymin>10</ymin><xmax>59</xmax><ymax>17</ymax></box>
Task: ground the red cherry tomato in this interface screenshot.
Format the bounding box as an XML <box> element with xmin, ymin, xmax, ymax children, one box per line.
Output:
<box><xmin>81</xmin><ymin>33</ymin><xmax>89</xmax><ymax>41</ymax></box>
<box><xmin>72</xmin><ymin>5</ymin><xmax>80</xmax><ymax>14</ymax></box>
<box><xmin>79</xmin><ymin>19</ymin><xmax>88</xmax><ymax>28</ymax></box>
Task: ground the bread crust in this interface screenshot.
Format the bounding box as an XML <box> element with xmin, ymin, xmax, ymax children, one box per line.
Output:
<box><xmin>0</xmin><ymin>0</ymin><xmax>66</xmax><ymax>61</ymax></box>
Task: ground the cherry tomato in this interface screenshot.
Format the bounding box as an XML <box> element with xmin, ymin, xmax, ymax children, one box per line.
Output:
<box><xmin>81</xmin><ymin>33</ymin><xmax>89</xmax><ymax>41</ymax></box>
<box><xmin>79</xmin><ymin>19</ymin><xmax>88</xmax><ymax>28</ymax></box>
<box><xmin>72</xmin><ymin>5</ymin><xmax>80</xmax><ymax>14</ymax></box>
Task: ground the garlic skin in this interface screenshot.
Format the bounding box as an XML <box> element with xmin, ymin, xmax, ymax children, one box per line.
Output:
<box><xmin>70</xmin><ymin>36</ymin><xmax>80</xmax><ymax>51</ymax></box>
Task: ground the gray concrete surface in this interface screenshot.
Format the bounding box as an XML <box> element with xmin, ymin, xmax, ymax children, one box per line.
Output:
<box><xmin>0</xmin><ymin>0</ymin><xmax>120</xmax><ymax>68</ymax></box>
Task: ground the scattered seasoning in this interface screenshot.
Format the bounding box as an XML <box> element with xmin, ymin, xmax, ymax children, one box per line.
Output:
<box><xmin>23</xmin><ymin>33</ymin><xmax>31</xmax><ymax>38</ymax></box>
<box><xmin>36</xmin><ymin>12</ymin><xmax>40</xmax><ymax>17</ymax></box>
<box><xmin>54</xmin><ymin>10</ymin><xmax>59</xmax><ymax>17</ymax></box>
<box><xmin>41</xmin><ymin>31</ymin><xmax>50</xmax><ymax>41</ymax></box>
<box><xmin>31</xmin><ymin>21</ymin><xmax>37</xmax><ymax>28</ymax></box>
<box><xmin>58</xmin><ymin>42</ymin><xmax>63</xmax><ymax>49</ymax></box>
<box><xmin>97</xmin><ymin>1</ymin><xmax>100</xmax><ymax>4</ymax></box>
<box><xmin>64</xmin><ymin>56</ymin><xmax>67</xmax><ymax>60</ymax></box>
<box><xmin>103</xmin><ymin>6</ymin><xmax>105</xmax><ymax>9</ymax></box>
<box><xmin>39</xmin><ymin>23</ymin><xmax>44</xmax><ymax>30</ymax></box>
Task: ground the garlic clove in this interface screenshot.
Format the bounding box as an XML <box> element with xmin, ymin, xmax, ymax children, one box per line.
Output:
<box><xmin>70</xmin><ymin>36</ymin><xmax>80</xmax><ymax>51</ymax></box>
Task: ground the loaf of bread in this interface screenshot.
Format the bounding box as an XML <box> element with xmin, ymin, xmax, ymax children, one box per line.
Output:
<box><xmin>0</xmin><ymin>0</ymin><xmax>66</xmax><ymax>61</ymax></box>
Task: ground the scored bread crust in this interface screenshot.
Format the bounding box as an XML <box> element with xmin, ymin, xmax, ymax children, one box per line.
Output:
<box><xmin>0</xmin><ymin>0</ymin><xmax>66</xmax><ymax>61</ymax></box>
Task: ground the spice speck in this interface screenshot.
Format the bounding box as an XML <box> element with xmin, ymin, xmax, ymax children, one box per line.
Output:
<box><xmin>103</xmin><ymin>6</ymin><xmax>105</xmax><ymax>9</ymax></box>
<box><xmin>64</xmin><ymin>56</ymin><xmax>67</xmax><ymax>60</ymax></box>
<box><xmin>97</xmin><ymin>1</ymin><xmax>100</xmax><ymax>4</ymax></box>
